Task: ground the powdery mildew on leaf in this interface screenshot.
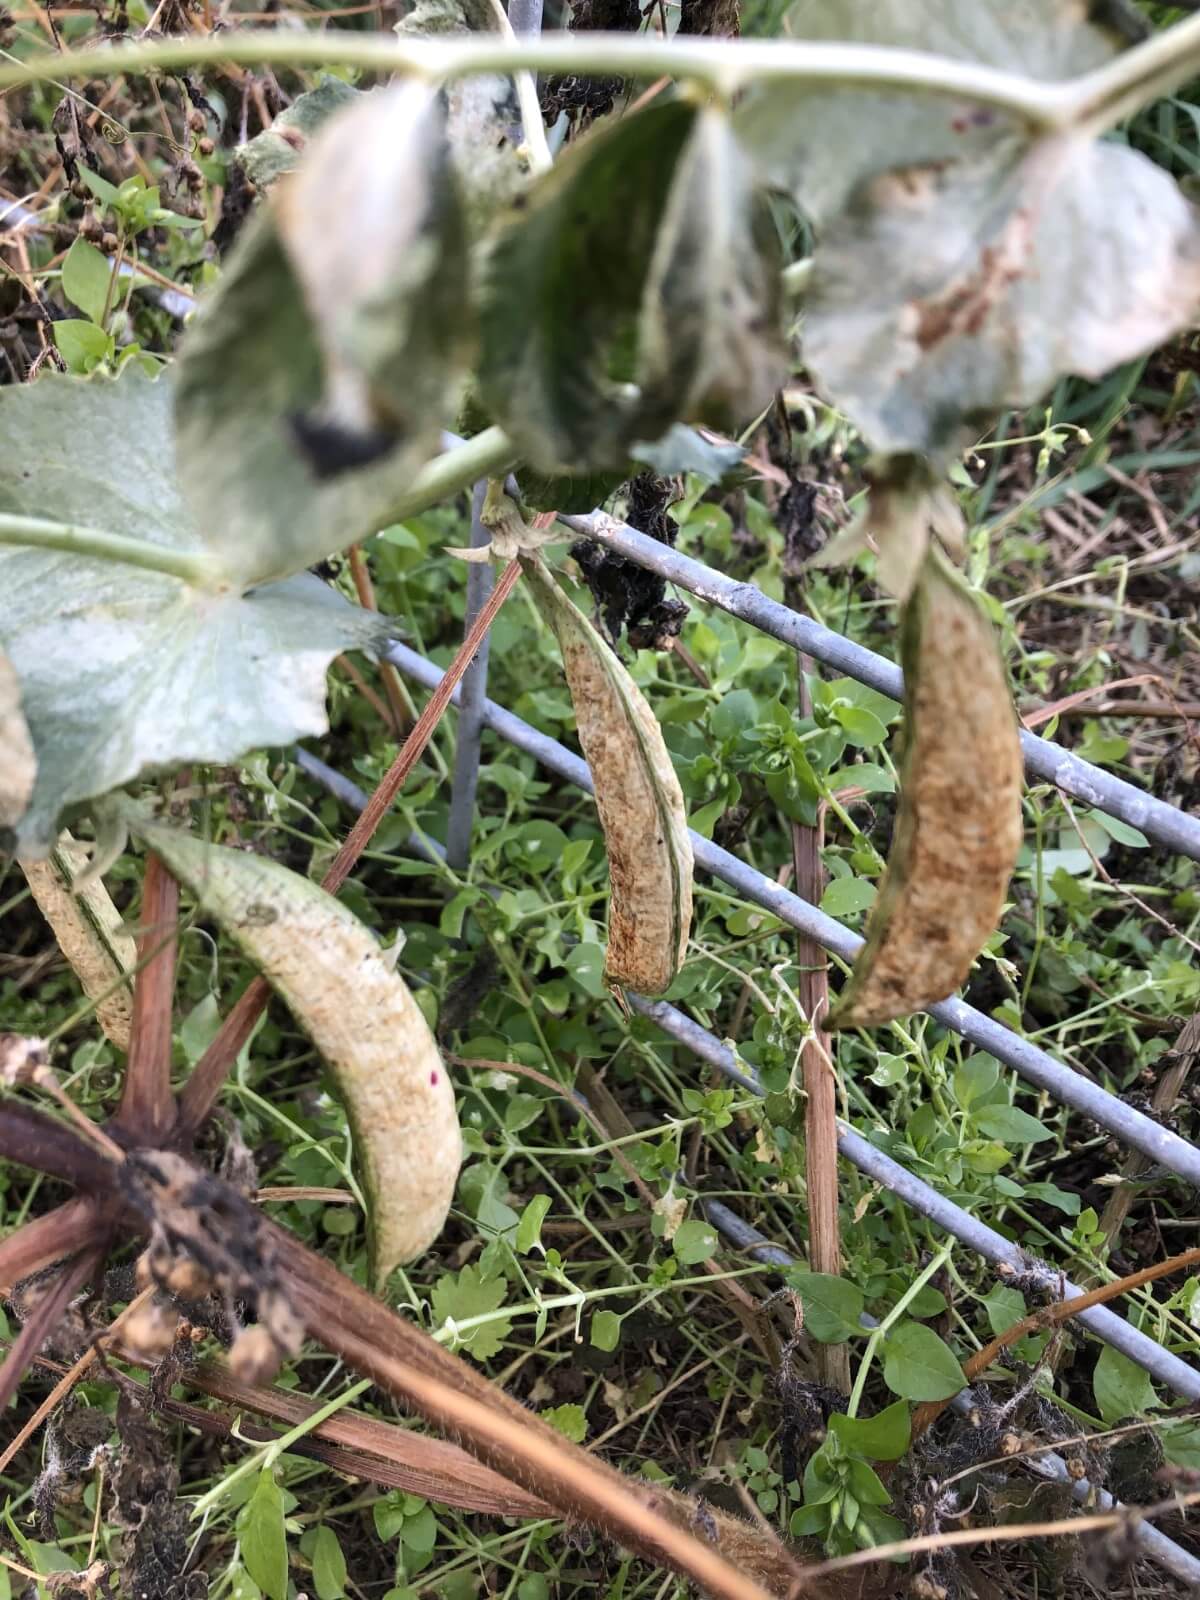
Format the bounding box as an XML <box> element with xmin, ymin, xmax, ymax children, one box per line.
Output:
<box><xmin>0</xmin><ymin>650</ymin><xmax>36</xmax><ymax>829</ymax></box>
<box><xmin>479</xmin><ymin>99</ymin><xmax>698</xmax><ymax>473</ymax></box>
<box><xmin>804</xmin><ymin>135</ymin><xmax>1200</xmax><ymax>458</ymax></box>
<box><xmin>828</xmin><ymin>551</ymin><xmax>1023</xmax><ymax>1028</ymax></box>
<box><xmin>0</xmin><ymin>369</ymin><xmax>390</xmax><ymax>855</ymax></box>
<box><xmin>735</xmin><ymin>0</ymin><xmax>1143</xmax><ymax>227</ymax></box>
<box><xmin>638</xmin><ymin>108</ymin><xmax>786</xmax><ymax>436</ymax></box>
<box><xmin>236</xmin><ymin>78</ymin><xmax>361</xmax><ymax>190</ymax></box>
<box><xmin>126</xmin><ymin>815</ymin><xmax>462</xmax><ymax>1286</ymax></box>
<box><xmin>522</xmin><ymin>555</ymin><xmax>693</xmax><ymax>995</ymax></box>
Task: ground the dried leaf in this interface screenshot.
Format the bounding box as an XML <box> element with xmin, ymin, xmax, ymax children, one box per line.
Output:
<box><xmin>0</xmin><ymin>648</ymin><xmax>36</xmax><ymax>829</ymax></box>
<box><xmin>828</xmin><ymin>550</ymin><xmax>1023</xmax><ymax>1028</ymax></box>
<box><xmin>121</xmin><ymin>813</ymin><xmax>462</xmax><ymax>1285</ymax></box>
<box><xmin>521</xmin><ymin>555</ymin><xmax>693</xmax><ymax>994</ymax></box>
<box><xmin>20</xmin><ymin>834</ymin><xmax>136</xmax><ymax>1050</ymax></box>
<box><xmin>804</xmin><ymin>135</ymin><xmax>1200</xmax><ymax>457</ymax></box>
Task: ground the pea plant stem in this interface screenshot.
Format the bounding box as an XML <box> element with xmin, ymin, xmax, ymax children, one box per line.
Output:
<box><xmin>845</xmin><ymin>1246</ymin><xmax>951</xmax><ymax>1417</ymax></box>
<box><xmin>0</xmin><ymin>32</ymin><xmax>1111</xmax><ymax>130</ymax></box>
<box><xmin>0</xmin><ymin>514</ymin><xmax>223</xmax><ymax>586</ymax></box>
<box><xmin>446</xmin><ymin>493</ymin><xmax>497</xmax><ymax>870</ymax></box>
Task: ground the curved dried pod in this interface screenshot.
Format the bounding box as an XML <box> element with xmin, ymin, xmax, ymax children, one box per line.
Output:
<box><xmin>20</xmin><ymin>834</ymin><xmax>136</xmax><ymax>1050</ymax></box>
<box><xmin>828</xmin><ymin>548</ymin><xmax>1023</xmax><ymax>1029</ymax></box>
<box><xmin>120</xmin><ymin>809</ymin><xmax>461</xmax><ymax>1287</ymax></box>
<box><xmin>521</xmin><ymin>554</ymin><xmax>692</xmax><ymax>995</ymax></box>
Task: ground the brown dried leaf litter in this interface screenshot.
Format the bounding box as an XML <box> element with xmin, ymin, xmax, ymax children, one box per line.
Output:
<box><xmin>521</xmin><ymin>554</ymin><xmax>693</xmax><ymax>995</ymax></box>
<box><xmin>829</xmin><ymin>550</ymin><xmax>1023</xmax><ymax>1029</ymax></box>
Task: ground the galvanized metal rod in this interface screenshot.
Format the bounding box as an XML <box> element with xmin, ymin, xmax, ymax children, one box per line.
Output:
<box><xmin>561</xmin><ymin>511</ymin><xmax>1200</xmax><ymax>864</ymax></box>
<box><xmin>383</xmin><ymin>637</ymin><xmax>1200</xmax><ymax>1189</ymax></box>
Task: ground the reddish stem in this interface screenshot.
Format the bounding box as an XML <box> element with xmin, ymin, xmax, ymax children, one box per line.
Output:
<box><xmin>178</xmin><ymin>561</ymin><xmax>522</xmax><ymax>1137</ymax></box>
<box><xmin>0</xmin><ymin>1101</ymin><xmax>116</xmax><ymax>1191</ymax></box>
<box><xmin>116</xmin><ymin>851</ymin><xmax>179</xmax><ymax>1143</ymax></box>
<box><xmin>0</xmin><ymin>1197</ymin><xmax>105</xmax><ymax>1294</ymax></box>
<box><xmin>0</xmin><ymin>1246</ymin><xmax>104</xmax><ymax>1413</ymax></box>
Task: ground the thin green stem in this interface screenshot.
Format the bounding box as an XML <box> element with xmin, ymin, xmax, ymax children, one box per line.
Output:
<box><xmin>0</xmin><ymin>32</ymin><xmax>1070</xmax><ymax>128</ymax></box>
<box><xmin>382</xmin><ymin>426</ymin><xmax>518</xmax><ymax>532</ymax></box>
<box><xmin>0</xmin><ymin>514</ymin><xmax>225</xmax><ymax>586</ymax></box>
<box><xmin>846</xmin><ymin>1245</ymin><xmax>952</xmax><ymax>1418</ymax></box>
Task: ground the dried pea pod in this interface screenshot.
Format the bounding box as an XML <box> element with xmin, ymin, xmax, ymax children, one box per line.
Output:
<box><xmin>521</xmin><ymin>554</ymin><xmax>693</xmax><ymax>995</ymax></box>
<box><xmin>123</xmin><ymin>811</ymin><xmax>460</xmax><ymax>1287</ymax></box>
<box><xmin>20</xmin><ymin>834</ymin><xmax>136</xmax><ymax>1051</ymax></box>
<box><xmin>828</xmin><ymin>549</ymin><xmax>1023</xmax><ymax>1029</ymax></box>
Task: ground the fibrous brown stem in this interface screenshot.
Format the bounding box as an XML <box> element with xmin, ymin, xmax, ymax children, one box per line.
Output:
<box><xmin>116</xmin><ymin>852</ymin><xmax>179</xmax><ymax>1142</ymax></box>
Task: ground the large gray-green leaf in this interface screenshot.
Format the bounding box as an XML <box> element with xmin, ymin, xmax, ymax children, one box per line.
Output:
<box><xmin>803</xmin><ymin>134</ymin><xmax>1200</xmax><ymax>457</ymax></box>
<box><xmin>638</xmin><ymin>108</ymin><xmax>786</xmax><ymax>434</ymax></box>
<box><xmin>0</xmin><ymin>370</ymin><xmax>389</xmax><ymax>856</ymax></box>
<box><xmin>175</xmin><ymin>87</ymin><xmax>470</xmax><ymax>584</ymax></box>
<box><xmin>236</xmin><ymin>78</ymin><xmax>361</xmax><ymax>190</ymax></box>
<box><xmin>395</xmin><ymin>0</ymin><xmax>524</xmax><ymax>224</ymax></box>
<box><xmin>735</xmin><ymin>0</ymin><xmax>1142</xmax><ymax>226</ymax></box>
<box><xmin>478</xmin><ymin>98</ymin><xmax>698</xmax><ymax>472</ymax></box>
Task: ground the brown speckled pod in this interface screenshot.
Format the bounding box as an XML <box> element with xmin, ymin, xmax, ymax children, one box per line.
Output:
<box><xmin>829</xmin><ymin>549</ymin><xmax>1023</xmax><ymax>1029</ymax></box>
<box><xmin>125</xmin><ymin>813</ymin><xmax>460</xmax><ymax>1288</ymax></box>
<box><xmin>522</xmin><ymin>554</ymin><xmax>693</xmax><ymax>995</ymax></box>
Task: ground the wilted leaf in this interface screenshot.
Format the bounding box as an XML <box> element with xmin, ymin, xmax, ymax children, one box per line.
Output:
<box><xmin>121</xmin><ymin>811</ymin><xmax>462</xmax><ymax>1285</ymax></box>
<box><xmin>237</xmin><ymin>77</ymin><xmax>361</xmax><ymax>189</ymax></box>
<box><xmin>0</xmin><ymin>650</ymin><xmax>35</xmax><ymax>829</ymax></box>
<box><xmin>0</xmin><ymin>370</ymin><xmax>390</xmax><ymax>856</ymax></box>
<box><xmin>638</xmin><ymin>108</ymin><xmax>785</xmax><ymax>434</ymax></box>
<box><xmin>272</xmin><ymin>82</ymin><xmax>472</xmax><ymax>481</ymax></box>
<box><xmin>521</xmin><ymin>554</ymin><xmax>693</xmax><ymax>994</ymax></box>
<box><xmin>395</xmin><ymin>0</ymin><xmax>525</xmax><ymax>224</ymax></box>
<box><xmin>804</xmin><ymin>134</ymin><xmax>1200</xmax><ymax>457</ymax></box>
<box><xmin>479</xmin><ymin>99</ymin><xmax>698</xmax><ymax>471</ymax></box>
<box><xmin>735</xmin><ymin>0</ymin><xmax>1142</xmax><ymax>226</ymax></box>
<box><xmin>829</xmin><ymin>549</ymin><xmax>1023</xmax><ymax>1028</ymax></box>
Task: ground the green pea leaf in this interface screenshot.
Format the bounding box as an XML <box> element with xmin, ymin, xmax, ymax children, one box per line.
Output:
<box><xmin>672</xmin><ymin>1219</ymin><xmax>718</xmax><ymax>1264</ymax></box>
<box><xmin>827</xmin><ymin>1400</ymin><xmax>911</xmax><ymax>1462</ymax></box>
<box><xmin>786</xmin><ymin>1271</ymin><xmax>865</xmax><ymax>1343</ymax></box>
<box><xmin>882</xmin><ymin>1321</ymin><xmax>964</xmax><ymax>1401</ymax></box>
<box><xmin>1093</xmin><ymin>1346</ymin><xmax>1159</xmax><ymax>1424</ymax></box>
<box><xmin>309</xmin><ymin>1526</ymin><xmax>347</xmax><ymax>1600</ymax></box>
<box><xmin>60</xmin><ymin>236</ymin><xmax>113</xmax><ymax>325</ymax></box>
<box><xmin>973</xmin><ymin>1104</ymin><xmax>1054</xmax><ymax>1144</ymax></box>
<box><xmin>238</xmin><ymin>1471</ymin><xmax>288</xmax><ymax>1600</ymax></box>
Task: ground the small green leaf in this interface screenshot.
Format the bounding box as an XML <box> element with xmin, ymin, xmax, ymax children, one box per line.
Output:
<box><xmin>52</xmin><ymin>319</ymin><xmax>112</xmax><ymax>374</ymax></box>
<box><xmin>820</xmin><ymin>877</ymin><xmax>876</xmax><ymax>918</ymax></box>
<box><xmin>973</xmin><ymin>1104</ymin><xmax>1054</xmax><ymax>1145</ymax></box>
<box><xmin>982</xmin><ymin>1285</ymin><xmax>1026</xmax><ymax>1337</ymax></box>
<box><xmin>833</xmin><ymin>704</ymin><xmax>888</xmax><ymax>749</ymax></box>
<box><xmin>827</xmin><ymin>1400</ymin><xmax>911</xmax><ymax>1462</ymax></box>
<box><xmin>310</xmin><ymin>1526</ymin><xmax>347</xmax><ymax>1600</ymax></box>
<box><xmin>590</xmin><ymin>1309</ymin><xmax>622</xmax><ymax>1353</ymax></box>
<box><xmin>882</xmin><ymin>1321</ymin><xmax>964</xmax><ymax>1402</ymax></box>
<box><xmin>953</xmin><ymin>1052</ymin><xmax>999</xmax><ymax>1110</ymax></box>
<box><xmin>61</xmin><ymin>236</ymin><xmax>113</xmax><ymax>324</ymax></box>
<box><xmin>430</xmin><ymin>1263</ymin><xmax>512</xmax><ymax>1359</ymax></box>
<box><xmin>1093</xmin><ymin>1346</ymin><xmax>1159</xmax><ymax>1424</ymax></box>
<box><xmin>542</xmin><ymin>1403</ymin><xmax>588</xmax><ymax>1442</ymax></box>
<box><xmin>672</xmin><ymin>1219</ymin><xmax>718</xmax><ymax>1264</ymax></box>
<box><xmin>237</xmin><ymin>1471</ymin><xmax>288</xmax><ymax>1600</ymax></box>
<box><xmin>786</xmin><ymin>1271</ymin><xmax>865</xmax><ymax>1343</ymax></box>
<box><xmin>515</xmin><ymin>1193</ymin><xmax>552</xmax><ymax>1254</ymax></box>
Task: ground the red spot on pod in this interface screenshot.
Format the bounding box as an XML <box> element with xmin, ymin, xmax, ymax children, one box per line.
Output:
<box><xmin>430</xmin><ymin>1070</ymin><xmax>439</xmax><ymax>1085</ymax></box>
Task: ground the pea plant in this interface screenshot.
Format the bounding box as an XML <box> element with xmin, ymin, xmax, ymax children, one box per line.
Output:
<box><xmin>1</xmin><ymin>1</ymin><xmax>1199</xmax><ymax>1594</ymax></box>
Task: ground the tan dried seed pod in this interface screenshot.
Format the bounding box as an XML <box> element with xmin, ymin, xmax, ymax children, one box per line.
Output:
<box><xmin>521</xmin><ymin>554</ymin><xmax>693</xmax><ymax>995</ymax></box>
<box><xmin>828</xmin><ymin>548</ymin><xmax>1023</xmax><ymax>1029</ymax></box>
<box><xmin>122</xmin><ymin>813</ymin><xmax>461</xmax><ymax>1289</ymax></box>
